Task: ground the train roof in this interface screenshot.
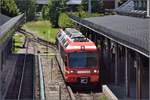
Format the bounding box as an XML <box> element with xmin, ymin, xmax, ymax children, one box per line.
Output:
<box><xmin>57</xmin><ymin>28</ymin><xmax>97</xmax><ymax>52</ymax></box>
<box><xmin>65</xmin><ymin>28</ymin><xmax>84</xmax><ymax>38</ymax></box>
<box><xmin>66</xmin><ymin>42</ymin><xmax>97</xmax><ymax>52</ymax></box>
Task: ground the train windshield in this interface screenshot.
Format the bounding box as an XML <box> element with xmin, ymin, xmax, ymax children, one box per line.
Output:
<box><xmin>68</xmin><ymin>52</ymin><xmax>97</xmax><ymax>68</ymax></box>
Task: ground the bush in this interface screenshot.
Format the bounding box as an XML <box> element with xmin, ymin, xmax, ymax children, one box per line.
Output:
<box><xmin>49</xmin><ymin>0</ymin><xmax>60</xmax><ymax>28</ymax></box>
<box><xmin>58</xmin><ymin>13</ymin><xmax>75</xmax><ymax>28</ymax></box>
<box><xmin>16</xmin><ymin>0</ymin><xmax>36</xmax><ymax>21</ymax></box>
<box><xmin>1</xmin><ymin>0</ymin><xmax>19</xmax><ymax>17</ymax></box>
<box><xmin>42</xmin><ymin>5</ymin><xmax>49</xmax><ymax>20</ymax></box>
<box><xmin>68</xmin><ymin>11</ymin><xmax>104</xmax><ymax>18</ymax></box>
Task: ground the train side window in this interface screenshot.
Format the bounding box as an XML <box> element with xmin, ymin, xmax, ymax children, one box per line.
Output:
<box><xmin>60</xmin><ymin>35</ymin><xmax>65</xmax><ymax>42</ymax></box>
<box><xmin>62</xmin><ymin>39</ymin><xmax>66</xmax><ymax>45</ymax></box>
<box><xmin>57</xmin><ymin>32</ymin><xmax>61</xmax><ymax>37</ymax></box>
<box><xmin>65</xmin><ymin>31</ymin><xmax>70</xmax><ymax>36</ymax></box>
<box><xmin>60</xmin><ymin>46</ymin><xmax>67</xmax><ymax>66</ymax></box>
<box><xmin>64</xmin><ymin>55</ymin><xmax>67</xmax><ymax>66</ymax></box>
<box><xmin>64</xmin><ymin>42</ymin><xmax>69</xmax><ymax>48</ymax></box>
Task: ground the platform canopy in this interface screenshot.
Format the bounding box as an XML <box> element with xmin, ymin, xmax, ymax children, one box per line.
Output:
<box><xmin>70</xmin><ymin>15</ymin><xmax>150</xmax><ymax>57</ymax></box>
<box><xmin>0</xmin><ymin>14</ymin><xmax>10</xmax><ymax>26</ymax></box>
<box><xmin>0</xmin><ymin>14</ymin><xmax>24</xmax><ymax>45</ymax></box>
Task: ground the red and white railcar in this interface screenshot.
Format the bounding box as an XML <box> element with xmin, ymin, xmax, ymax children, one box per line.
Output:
<box><xmin>56</xmin><ymin>28</ymin><xmax>99</xmax><ymax>84</ymax></box>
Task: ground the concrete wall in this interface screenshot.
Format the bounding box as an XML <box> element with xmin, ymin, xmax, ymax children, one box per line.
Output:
<box><xmin>0</xmin><ymin>37</ymin><xmax>13</xmax><ymax>100</ymax></box>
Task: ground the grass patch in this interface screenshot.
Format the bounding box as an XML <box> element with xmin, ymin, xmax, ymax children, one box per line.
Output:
<box><xmin>99</xmin><ymin>95</ymin><xmax>108</xmax><ymax>100</ymax></box>
<box><xmin>23</xmin><ymin>20</ymin><xmax>59</xmax><ymax>43</ymax></box>
<box><xmin>12</xmin><ymin>33</ymin><xmax>24</xmax><ymax>53</ymax></box>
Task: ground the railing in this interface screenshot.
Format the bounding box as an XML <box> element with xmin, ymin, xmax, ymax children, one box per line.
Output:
<box><xmin>0</xmin><ymin>14</ymin><xmax>25</xmax><ymax>44</ymax></box>
<box><xmin>38</xmin><ymin>55</ymin><xmax>46</xmax><ymax>100</ymax></box>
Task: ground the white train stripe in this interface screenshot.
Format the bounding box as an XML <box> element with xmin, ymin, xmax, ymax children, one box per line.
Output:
<box><xmin>67</xmin><ymin>46</ymin><xmax>96</xmax><ymax>49</ymax></box>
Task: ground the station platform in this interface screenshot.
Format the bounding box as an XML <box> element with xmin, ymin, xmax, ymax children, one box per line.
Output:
<box><xmin>1</xmin><ymin>54</ymin><xmax>18</xmax><ymax>99</ymax></box>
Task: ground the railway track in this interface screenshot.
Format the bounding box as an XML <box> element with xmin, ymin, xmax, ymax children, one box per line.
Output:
<box><xmin>55</xmin><ymin>48</ymin><xmax>103</xmax><ymax>100</ymax></box>
<box><xmin>5</xmin><ymin>39</ymin><xmax>34</xmax><ymax>100</ymax></box>
<box><xmin>37</xmin><ymin>45</ymin><xmax>71</xmax><ymax>100</ymax></box>
<box><xmin>17</xmin><ymin>29</ymin><xmax>104</xmax><ymax>100</ymax></box>
<box><xmin>75</xmin><ymin>92</ymin><xmax>103</xmax><ymax>100</ymax></box>
<box><xmin>28</xmin><ymin>34</ymin><xmax>75</xmax><ymax>100</ymax></box>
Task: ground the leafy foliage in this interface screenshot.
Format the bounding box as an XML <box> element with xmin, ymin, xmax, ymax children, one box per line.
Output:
<box><xmin>42</xmin><ymin>5</ymin><xmax>49</xmax><ymax>20</ymax></box>
<box><xmin>48</xmin><ymin>0</ymin><xmax>67</xmax><ymax>28</ymax></box>
<box><xmin>82</xmin><ymin>0</ymin><xmax>104</xmax><ymax>13</ymax></box>
<box><xmin>16</xmin><ymin>0</ymin><xmax>36</xmax><ymax>21</ymax></box>
<box><xmin>23</xmin><ymin>21</ymin><xmax>59</xmax><ymax>43</ymax></box>
<box><xmin>1</xmin><ymin>0</ymin><xmax>19</xmax><ymax>17</ymax></box>
<box><xmin>58</xmin><ymin>13</ymin><xmax>75</xmax><ymax>28</ymax></box>
<box><xmin>69</xmin><ymin>11</ymin><xmax>104</xmax><ymax>18</ymax></box>
<box><xmin>48</xmin><ymin>0</ymin><xmax>61</xmax><ymax>27</ymax></box>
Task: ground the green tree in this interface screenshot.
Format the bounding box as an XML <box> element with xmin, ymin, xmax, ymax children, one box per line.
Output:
<box><xmin>58</xmin><ymin>13</ymin><xmax>74</xmax><ymax>28</ymax></box>
<box><xmin>81</xmin><ymin>0</ymin><xmax>104</xmax><ymax>13</ymax></box>
<box><xmin>92</xmin><ymin>0</ymin><xmax>104</xmax><ymax>13</ymax></box>
<box><xmin>1</xmin><ymin>0</ymin><xmax>18</xmax><ymax>17</ymax></box>
<box><xmin>15</xmin><ymin>0</ymin><xmax>36</xmax><ymax>21</ymax></box>
<box><xmin>77</xmin><ymin>5</ymin><xmax>84</xmax><ymax>12</ymax></box>
<box><xmin>42</xmin><ymin>5</ymin><xmax>49</xmax><ymax>20</ymax></box>
<box><xmin>82</xmin><ymin>0</ymin><xmax>88</xmax><ymax>11</ymax></box>
<box><xmin>49</xmin><ymin>0</ymin><xmax>67</xmax><ymax>27</ymax></box>
<box><xmin>49</xmin><ymin>0</ymin><xmax>60</xmax><ymax>27</ymax></box>
<box><xmin>48</xmin><ymin>0</ymin><xmax>68</xmax><ymax>27</ymax></box>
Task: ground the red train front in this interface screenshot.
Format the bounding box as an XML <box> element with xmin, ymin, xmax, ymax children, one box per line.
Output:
<box><xmin>56</xmin><ymin>28</ymin><xmax>100</xmax><ymax>85</ymax></box>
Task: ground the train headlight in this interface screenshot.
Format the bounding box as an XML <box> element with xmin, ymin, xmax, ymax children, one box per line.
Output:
<box><xmin>65</xmin><ymin>70</ymin><xmax>70</xmax><ymax>74</ymax></box>
<box><xmin>92</xmin><ymin>70</ymin><xmax>99</xmax><ymax>74</ymax></box>
<box><xmin>70</xmin><ymin>70</ymin><xmax>74</xmax><ymax>73</ymax></box>
<box><xmin>65</xmin><ymin>70</ymin><xmax>76</xmax><ymax>74</ymax></box>
<box><xmin>94</xmin><ymin>70</ymin><xmax>97</xmax><ymax>73</ymax></box>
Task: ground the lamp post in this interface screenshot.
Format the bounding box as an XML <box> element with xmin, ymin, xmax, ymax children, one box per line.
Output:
<box><xmin>88</xmin><ymin>0</ymin><xmax>92</xmax><ymax>13</ymax></box>
<box><xmin>147</xmin><ymin>0</ymin><xmax>150</xmax><ymax>17</ymax></box>
<box><xmin>115</xmin><ymin>0</ymin><xmax>119</xmax><ymax>9</ymax></box>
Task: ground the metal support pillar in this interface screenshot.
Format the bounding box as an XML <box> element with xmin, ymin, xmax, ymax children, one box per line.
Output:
<box><xmin>5</xmin><ymin>46</ymin><xmax>7</xmax><ymax>60</ymax></box>
<box><xmin>136</xmin><ymin>53</ymin><xmax>142</xmax><ymax>100</ymax></box>
<box><xmin>115</xmin><ymin>44</ymin><xmax>118</xmax><ymax>84</ymax></box>
<box><xmin>83</xmin><ymin>27</ymin><xmax>88</xmax><ymax>37</ymax></box>
<box><xmin>91</xmin><ymin>32</ymin><xmax>95</xmax><ymax>42</ymax></box>
<box><xmin>94</xmin><ymin>33</ymin><xmax>97</xmax><ymax>46</ymax></box>
<box><xmin>86</xmin><ymin>29</ymin><xmax>90</xmax><ymax>38</ymax></box>
<box><xmin>125</xmin><ymin>48</ymin><xmax>130</xmax><ymax>97</ymax></box>
<box><xmin>3</xmin><ymin>49</ymin><xmax>6</xmax><ymax>64</ymax></box>
<box><xmin>8</xmin><ymin>39</ymin><xmax>12</xmax><ymax>55</ymax></box>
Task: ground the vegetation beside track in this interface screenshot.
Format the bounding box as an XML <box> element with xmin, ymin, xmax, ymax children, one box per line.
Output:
<box><xmin>99</xmin><ymin>95</ymin><xmax>108</xmax><ymax>100</ymax></box>
<box><xmin>23</xmin><ymin>20</ymin><xmax>59</xmax><ymax>44</ymax></box>
<box><xmin>12</xmin><ymin>33</ymin><xmax>25</xmax><ymax>53</ymax></box>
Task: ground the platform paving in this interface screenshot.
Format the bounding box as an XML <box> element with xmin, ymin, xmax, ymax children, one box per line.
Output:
<box><xmin>1</xmin><ymin>54</ymin><xmax>18</xmax><ymax>99</ymax></box>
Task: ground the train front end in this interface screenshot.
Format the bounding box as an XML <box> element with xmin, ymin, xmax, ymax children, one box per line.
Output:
<box><xmin>64</xmin><ymin>43</ymin><xmax>100</xmax><ymax>85</ymax></box>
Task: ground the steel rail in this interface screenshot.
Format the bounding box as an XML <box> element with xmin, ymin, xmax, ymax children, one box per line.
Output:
<box><xmin>18</xmin><ymin>28</ymin><xmax>74</xmax><ymax>100</ymax></box>
<box><xmin>38</xmin><ymin>54</ymin><xmax>46</xmax><ymax>100</ymax></box>
<box><xmin>17</xmin><ymin>38</ymin><xmax>28</xmax><ymax>100</ymax></box>
<box><xmin>55</xmin><ymin>55</ymin><xmax>75</xmax><ymax>100</ymax></box>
